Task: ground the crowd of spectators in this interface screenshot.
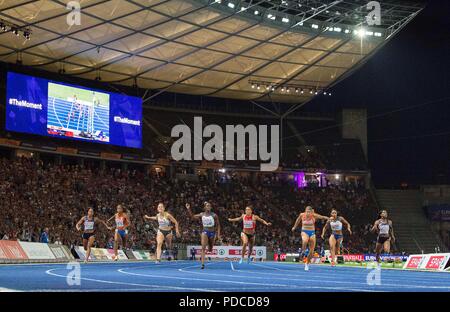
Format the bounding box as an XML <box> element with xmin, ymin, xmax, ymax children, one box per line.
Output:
<box><xmin>0</xmin><ymin>156</ymin><xmax>381</xmax><ymax>255</ymax></box>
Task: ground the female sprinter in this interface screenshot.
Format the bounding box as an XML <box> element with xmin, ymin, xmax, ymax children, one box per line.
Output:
<box><xmin>107</xmin><ymin>204</ymin><xmax>130</xmax><ymax>261</ymax></box>
<box><xmin>291</xmin><ymin>206</ymin><xmax>329</xmax><ymax>271</ymax></box>
<box><xmin>75</xmin><ymin>207</ymin><xmax>111</xmax><ymax>263</ymax></box>
<box><xmin>144</xmin><ymin>202</ymin><xmax>181</xmax><ymax>263</ymax></box>
<box><xmin>371</xmin><ymin>210</ymin><xmax>396</xmax><ymax>266</ymax></box>
<box><xmin>185</xmin><ymin>202</ymin><xmax>221</xmax><ymax>269</ymax></box>
<box><xmin>321</xmin><ymin>209</ymin><xmax>352</xmax><ymax>266</ymax></box>
<box><xmin>228</xmin><ymin>206</ymin><xmax>272</xmax><ymax>264</ymax></box>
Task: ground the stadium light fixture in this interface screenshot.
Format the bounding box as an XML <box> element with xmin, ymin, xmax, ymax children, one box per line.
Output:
<box><xmin>311</xmin><ymin>24</ymin><xmax>319</xmax><ymax>29</ymax></box>
<box><xmin>334</xmin><ymin>27</ymin><xmax>341</xmax><ymax>32</ymax></box>
<box><xmin>23</xmin><ymin>30</ymin><xmax>31</xmax><ymax>40</ymax></box>
<box><xmin>282</xmin><ymin>17</ymin><xmax>289</xmax><ymax>23</ymax></box>
<box><xmin>227</xmin><ymin>2</ymin><xmax>235</xmax><ymax>9</ymax></box>
<box><xmin>374</xmin><ymin>32</ymin><xmax>382</xmax><ymax>37</ymax></box>
<box><xmin>355</xmin><ymin>28</ymin><xmax>366</xmax><ymax>37</ymax></box>
<box><xmin>254</xmin><ymin>10</ymin><xmax>259</xmax><ymax>15</ymax></box>
<box><xmin>344</xmin><ymin>29</ymin><xmax>350</xmax><ymax>34</ymax></box>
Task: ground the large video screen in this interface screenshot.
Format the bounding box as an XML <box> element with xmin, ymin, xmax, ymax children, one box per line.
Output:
<box><xmin>5</xmin><ymin>72</ymin><xmax>142</xmax><ymax>148</ymax></box>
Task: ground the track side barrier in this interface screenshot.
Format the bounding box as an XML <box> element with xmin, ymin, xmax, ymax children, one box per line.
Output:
<box><xmin>403</xmin><ymin>253</ymin><xmax>450</xmax><ymax>271</ymax></box>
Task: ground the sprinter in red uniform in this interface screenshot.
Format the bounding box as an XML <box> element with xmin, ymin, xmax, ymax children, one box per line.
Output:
<box><xmin>228</xmin><ymin>206</ymin><xmax>272</xmax><ymax>264</ymax></box>
<box><xmin>107</xmin><ymin>204</ymin><xmax>130</xmax><ymax>261</ymax></box>
<box><xmin>292</xmin><ymin>206</ymin><xmax>329</xmax><ymax>271</ymax></box>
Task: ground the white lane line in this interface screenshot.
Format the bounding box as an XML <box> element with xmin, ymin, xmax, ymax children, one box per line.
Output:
<box><xmin>174</xmin><ymin>263</ymin><xmax>376</xmax><ymax>292</ymax></box>
<box><xmin>178</xmin><ymin>264</ymin><xmax>378</xmax><ymax>291</ymax></box>
<box><xmin>234</xmin><ymin>264</ymin><xmax>450</xmax><ymax>290</ymax></box>
<box><xmin>45</xmin><ymin>268</ymin><xmax>211</xmax><ymax>292</ymax></box>
<box><xmin>251</xmin><ymin>262</ymin><xmax>450</xmax><ymax>283</ymax></box>
<box><xmin>0</xmin><ymin>287</ymin><xmax>22</xmax><ymax>292</ymax></box>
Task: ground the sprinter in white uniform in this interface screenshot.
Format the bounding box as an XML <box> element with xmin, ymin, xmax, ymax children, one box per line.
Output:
<box><xmin>371</xmin><ymin>210</ymin><xmax>396</xmax><ymax>265</ymax></box>
<box><xmin>144</xmin><ymin>202</ymin><xmax>180</xmax><ymax>263</ymax></box>
<box><xmin>321</xmin><ymin>209</ymin><xmax>352</xmax><ymax>266</ymax></box>
<box><xmin>76</xmin><ymin>207</ymin><xmax>111</xmax><ymax>263</ymax></box>
<box><xmin>185</xmin><ymin>202</ymin><xmax>221</xmax><ymax>269</ymax></box>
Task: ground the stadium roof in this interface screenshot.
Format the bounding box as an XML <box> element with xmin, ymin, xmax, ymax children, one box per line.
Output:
<box><xmin>0</xmin><ymin>0</ymin><xmax>424</xmax><ymax>103</ymax></box>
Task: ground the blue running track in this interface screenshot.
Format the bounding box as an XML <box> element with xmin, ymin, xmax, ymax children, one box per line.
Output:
<box><xmin>0</xmin><ymin>261</ymin><xmax>449</xmax><ymax>292</ymax></box>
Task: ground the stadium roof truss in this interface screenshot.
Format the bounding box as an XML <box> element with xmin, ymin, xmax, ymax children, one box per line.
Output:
<box><xmin>0</xmin><ymin>0</ymin><xmax>424</xmax><ymax>104</ymax></box>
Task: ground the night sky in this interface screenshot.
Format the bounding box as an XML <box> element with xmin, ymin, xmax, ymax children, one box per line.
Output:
<box><xmin>307</xmin><ymin>0</ymin><xmax>450</xmax><ymax>187</ymax></box>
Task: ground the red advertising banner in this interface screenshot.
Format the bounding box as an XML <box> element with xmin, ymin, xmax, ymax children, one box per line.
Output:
<box><xmin>342</xmin><ymin>254</ymin><xmax>364</xmax><ymax>262</ymax></box>
<box><xmin>425</xmin><ymin>256</ymin><xmax>446</xmax><ymax>269</ymax></box>
<box><xmin>405</xmin><ymin>256</ymin><xmax>423</xmax><ymax>269</ymax></box>
<box><xmin>0</xmin><ymin>241</ymin><xmax>28</xmax><ymax>260</ymax></box>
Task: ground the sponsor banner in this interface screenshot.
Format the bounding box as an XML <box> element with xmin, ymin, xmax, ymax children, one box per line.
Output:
<box><xmin>48</xmin><ymin>244</ymin><xmax>74</xmax><ymax>261</ymax></box>
<box><xmin>425</xmin><ymin>204</ymin><xmax>450</xmax><ymax>221</ymax></box>
<box><xmin>132</xmin><ymin>250</ymin><xmax>154</xmax><ymax>260</ymax></box>
<box><xmin>101</xmin><ymin>152</ymin><xmax>121</xmax><ymax>160</ymax></box>
<box><xmin>364</xmin><ymin>254</ymin><xmax>408</xmax><ymax>262</ymax></box>
<box><xmin>56</xmin><ymin>147</ymin><xmax>78</xmax><ymax>155</ymax></box>
<box><xmin>74</xmin><ymin>246</ymin><xmax>128</xmax><ymax>260</ymax></box>
<box><xmin>125</xmin><ymin>250</ymin><xmax>137</xmax><ymax>260</ymax></box>
<box><xmin>104</xmin><ymin>249</ymin><xmax>128</xmax><ymax>260</ymax></box>
<box><xmin>187</xmin><ymin>246</ymin><xmax>266</xmax><ymax>260</ymax></box>
<box><xmin>310</xmin><ymin>257</ymin><xmax>322</xmax><ymax>264</ymax></box>
<box><xmin>0</xmin><ymin>241</ymin><xmax>28</xmax><ymax>260</ymax></box>
<box><xmin>18</xmin><ymin>242</ymin><xmax>55</xmax><ymax>260</ymax></box>
<box><xmin>0</xmin><ymin>138</ymin><xmax>21</xmax><ymax>146</ymax></box>
<box><xmin>404</xmin><ymin>255</ymin><xmax>424</xmax><ymax>269</ymax></box>
<box><xmin>342</xmin><ymin>254</ymin><xmax>365</xmax><ymax>262</ymax></box>
<box><xmin>274</xmin><ymin>254</ymin><xmax>287</xmax><ymax>261</ymax></box>
<box><xmin>92</xmin><ymin>248</ymin><xmax>109</xmax><ymax>260</ymax></box>
<box><xmin>403</xmin><ymin>253</ymin><xmax>450</xmax><ymax>271</ymax></box>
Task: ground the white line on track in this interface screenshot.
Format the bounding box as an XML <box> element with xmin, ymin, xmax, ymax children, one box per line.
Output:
<box><xmin>178</xmin><ymin>263</ymin><xmax>379</xmax><ymax>291</ymax></box>
<box><xmin>0</xmin><ymin>287</ymin><xmax>22</xmax><ymax>292</ymax></box>
<box><xmin>45</xmin><ymin>266</ymin><xmax>215</xmax><ymax>292</ymax></box>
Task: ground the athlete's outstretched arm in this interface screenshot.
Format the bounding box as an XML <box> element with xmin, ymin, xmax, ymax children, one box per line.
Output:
<box><xmin>370</xmin><ymin>220</ymin><xmax>379</xmax><ymax>233</ymax></box>
<box><xmin>254</xmin><ymin>215</ymin><xmax>272</xmax><ymax>226</ymax></box>
<box><xmin>107</xmin><ymin>214</ymin><xmax>116</xmax><ymax>224</ymax></box>
<box><xmin>96</xmin><ymin>218</ymin><xmax>113</xmax><ymax>230</ymax></box>
<box><xmin>321</xmin><ymin>220</ymin><xmax>330</xmax><ymax>239</ymax></box>
<box><xmin>313</xmin><ymin>213</ymin><xmax>329</xmax><ymax>221</ymax></box>
<box><xmin>341</xmin><ymin>217</ymin><xmax>352</xmax><ymax>235</ymax></box>
<box><xmin>292</xmin><ymin>213</ymin><xmax>303</xmax><ymax>232</ymax></box>
<box><xmin>185</xmin><ymin>203</ymin><xmax>202</xmax><ymax>219</ymax></box>
<box><xmin>144</xmin><ymin>215</ymin><xmax>157</xmax><ymax>221</ymax></box>
<box><xmin>228</xmin><ymin>214</ymin><xmax>244</xmax><ymax>222</ymax></box>
<box><xmin>75</xmin><ymin>217</ymin><xmax>84</xmax><ymax>231</ymax></box>
<box><xmin>167</xmin><ymin>213</ymin><xmax>181</xmax><ymax>237</ymax></box>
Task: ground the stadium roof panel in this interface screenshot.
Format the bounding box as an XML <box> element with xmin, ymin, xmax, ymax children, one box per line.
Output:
<box><xmin>0</xmin><ymin>0</ymin><xmax>424</xmax><ymax>103</ymax></box>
